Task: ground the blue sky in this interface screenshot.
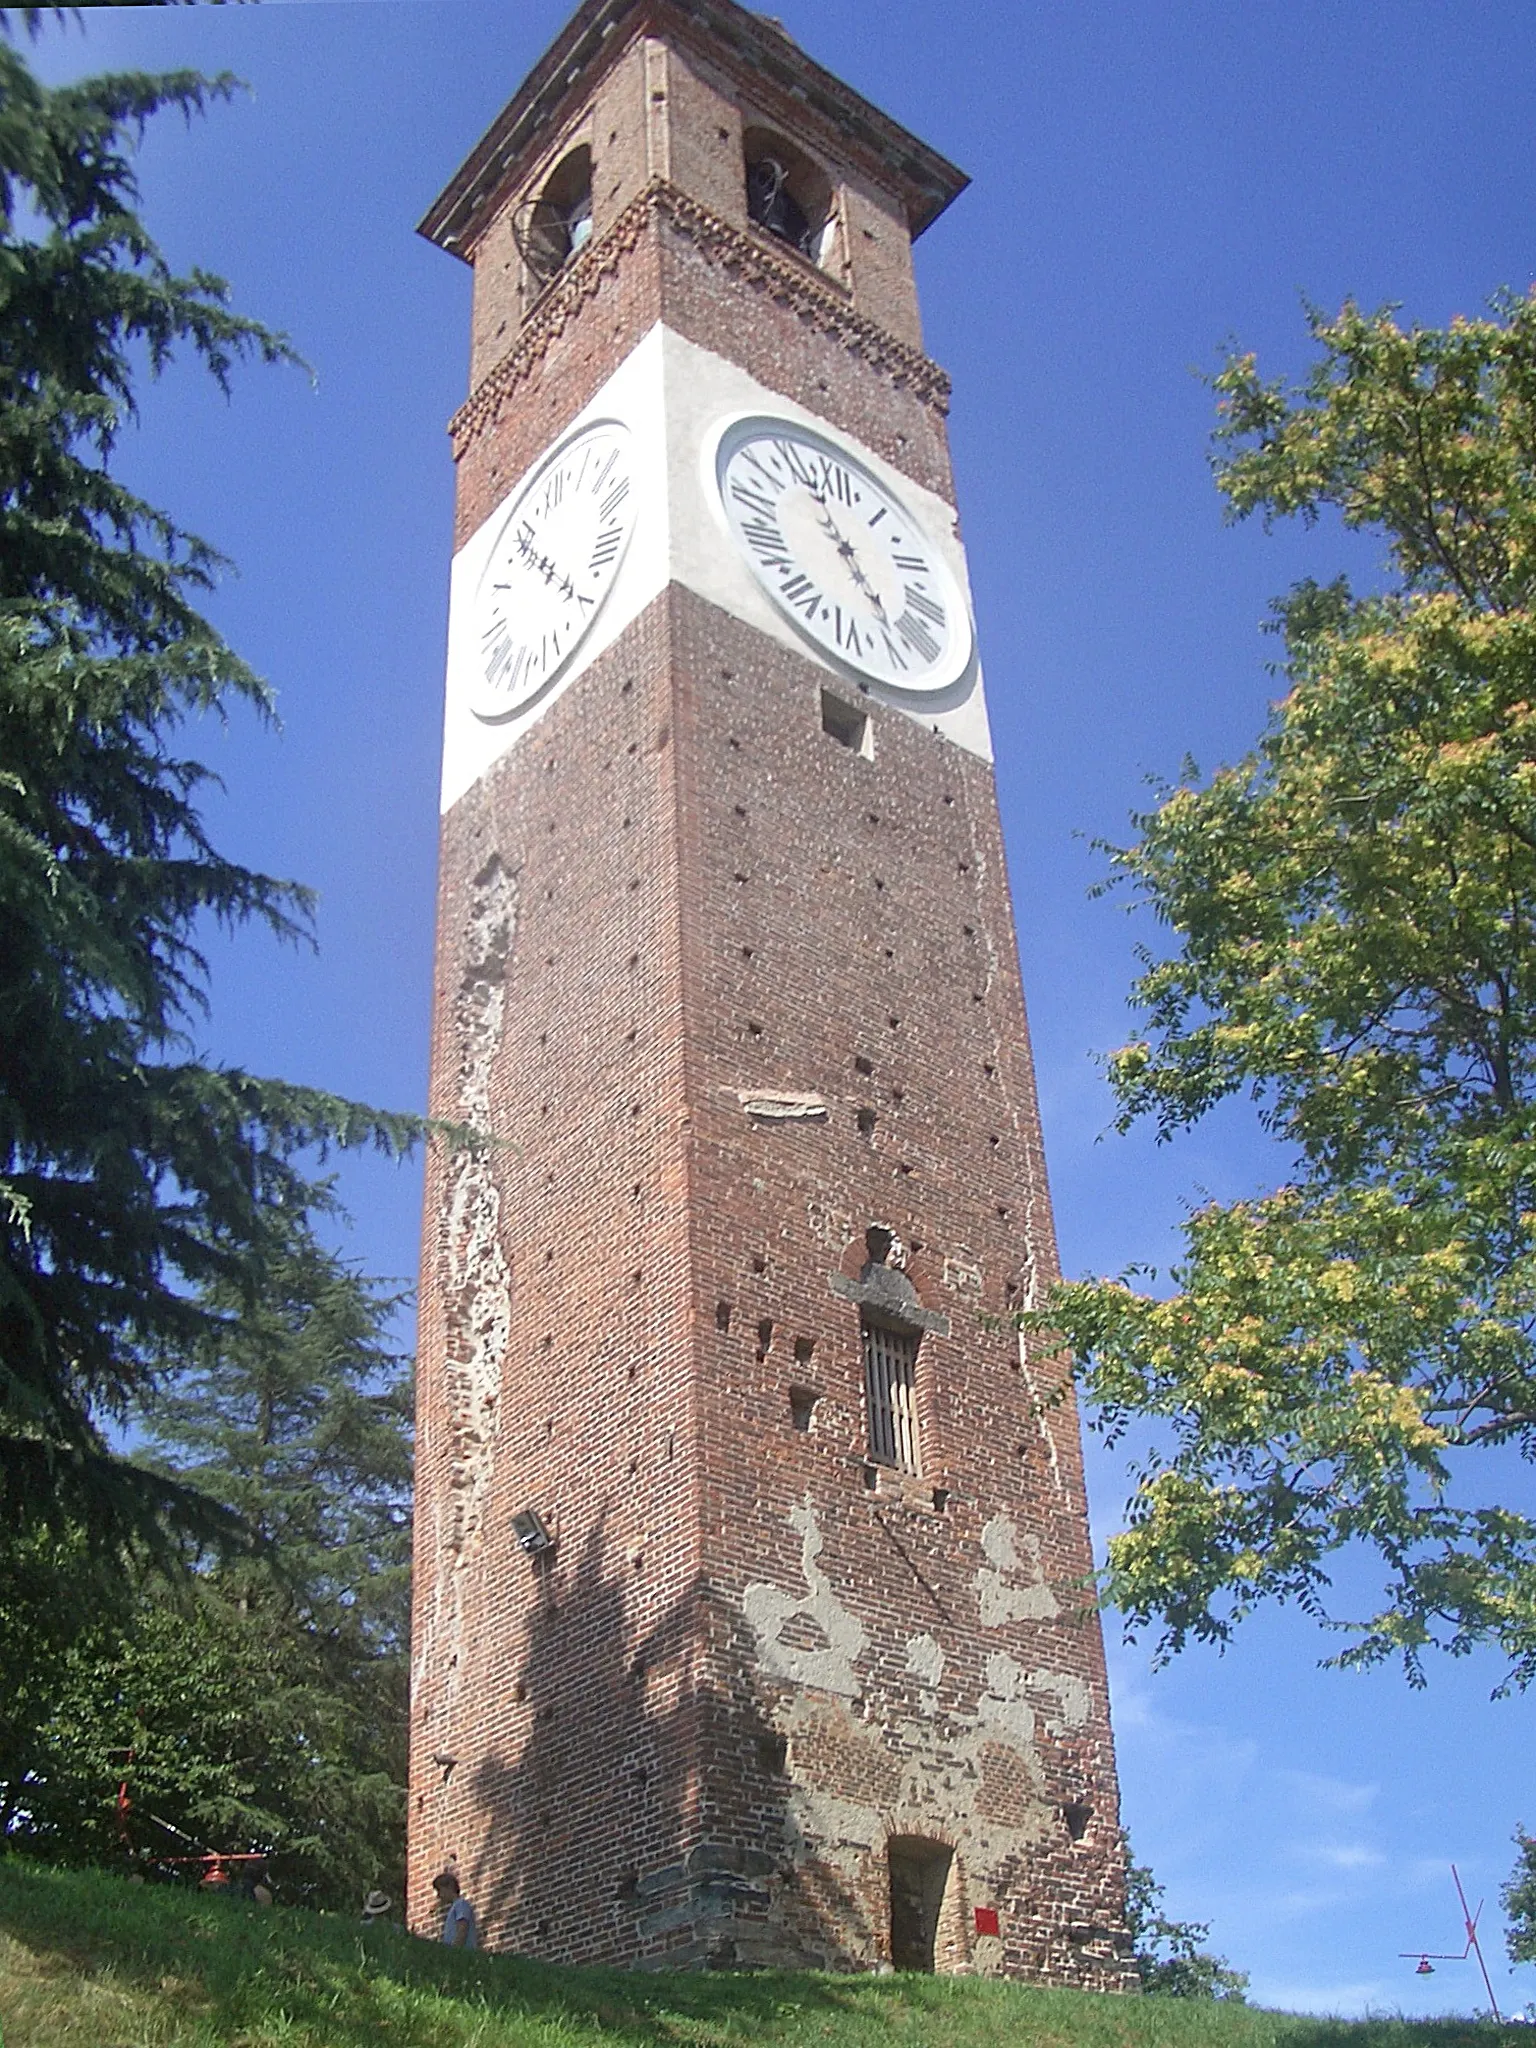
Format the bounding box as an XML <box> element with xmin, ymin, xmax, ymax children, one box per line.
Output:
<box><xmin>25</xmin><ymin>0</ymin><xmax>1536</xmax><ymax>2016</ymax></box>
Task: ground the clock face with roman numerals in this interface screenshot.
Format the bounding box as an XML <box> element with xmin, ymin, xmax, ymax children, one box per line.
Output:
<box><xmin>716</xmin><ymin>416</ymin><xmax>972</xmax><ymax>695</ymax></box>
<box><xmin>468</xmin><ymin>419</ymin><xmax>636</xmax><ymax>723</ymax></box>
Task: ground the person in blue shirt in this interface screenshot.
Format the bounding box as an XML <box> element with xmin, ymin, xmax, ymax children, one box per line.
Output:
<box><xmin>432</xmin><ymin>1868</ymin><xmax>478</xmax><ymax>1950</ymax></box>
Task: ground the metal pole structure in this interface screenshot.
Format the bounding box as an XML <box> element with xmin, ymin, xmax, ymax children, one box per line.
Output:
<box><xmin>1400</xmin><ymin>1864</ymin><xmax>1503</xmax><ymax>2024</ymax></box>
<box><xmin>1452</xmin><ymin>1864</ymin><xmax>1503</xmax><ymax>2025</ymax></box>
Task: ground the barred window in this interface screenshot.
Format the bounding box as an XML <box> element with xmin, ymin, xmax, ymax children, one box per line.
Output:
<box><xmin>862</xmin><ymin>1317</ymin><xmax>920</xmax><ymax>1471</ymax></box>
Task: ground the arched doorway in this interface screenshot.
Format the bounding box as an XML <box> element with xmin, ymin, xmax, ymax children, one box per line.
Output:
<box><xmin>887</xmin><ymin>1836</ymin><xmax>953</xmax><ymax>1972</ymax></box>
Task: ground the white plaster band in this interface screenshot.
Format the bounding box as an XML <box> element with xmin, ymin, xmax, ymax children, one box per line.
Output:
<box><xmin>439</xmin><ymin>323</ymin><xmax>994</xmax><ymax>812</ymax></box>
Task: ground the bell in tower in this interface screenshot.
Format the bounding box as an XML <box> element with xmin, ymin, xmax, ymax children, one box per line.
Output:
<box><xmin>410</xmin><ymin>0</ymin><xmax>1133</xmax><ymax>1987</ymax></box>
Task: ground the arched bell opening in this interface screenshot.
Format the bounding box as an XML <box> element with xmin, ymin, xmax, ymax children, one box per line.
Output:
<box><xmin>743</xmin><ymin>127</ymin><xmax>836</xmax><ymax>267</ymax></box>
<box><xmin>887</xmin><ymin>1834</ymin><xmax>953</xmax><ymax>1973</ymax></box>
<box><xmin>514</xmin><ymin>144</ymin><xmax>594</xmax><ymax>296</ymax></box>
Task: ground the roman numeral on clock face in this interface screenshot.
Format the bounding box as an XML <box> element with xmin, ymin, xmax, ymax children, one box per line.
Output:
<box><xmin>903</xmin><ymin>584</ymin><xmax>945</xmax><ymax>627</ymax></box>
<box><xmin>482</xmin><ymin>628</ymin><xmax>512</xmax><ymax>684</ymax></box>
<box><xmin>780</xmin><ymin>571</ymin><xmax>822</xmax><ymax>621</ymax></box>
<box><xmin>816</xmin><ymin>455</ymin><xmax>855</xmax><ymax>505</ymax></box>
<box><xmin>741</xmin><ymin>514</ymin><xmax>790</xmax><ymax>568</ymax></box>
<box><xmin>774</xmin><ymin>438</ymin><xmax>819</xmax><ymax>490</ymax></box>
<box><xmin>894</xmin><ymin>609</ymin><xmax>941</xmax><ymax>664</ymax></box>
<box><xmin>731</xmin><ymin>478</ymin><xmax>778</xmax><ymax>522</ymax></box>
<box><xmin>483</xmin><ymin>633</ymin><xmax>528</xmax><ymax>695</ymax></box>
<box><xmin>832</xmin><ymin>606</ymin><xmax>864</xmax><ymax>656</ymax></box>
<box><xmin>876</xmin><ymin>624</ymin><xmax>910</xmax><ymax>672</ymax></box>
<box><xmin>741</xmin><ymin>448</ymin><xmax>784</xmax><ymax>494</ymax></box>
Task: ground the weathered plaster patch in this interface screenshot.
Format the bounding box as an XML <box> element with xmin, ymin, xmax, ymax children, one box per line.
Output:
<box><xmin>774</xmin><ymin>1681</ymin><xmax>1058</xmax><ymax>1970</ymax></box>
<box><xmin>976</xmin><ymin>1513</ymin><xmax>1058</xmax><ymax>1624</ymax></box>
<box><xmin>743</xmin><ymin>1499</ymin><xmax>868</xmax><ymax>1697</ymax></box>
<box><xmin>978</xmin><ymin>1651</ymin><xmax>1039</xmax><ymax>1758</ymax></box>
<box><xmin>442</xmin><ymin>856</ymin><xmax>516</xmax><ymax>1562</ymax></box>
<box><xmin>942</xmin><ymin>1256</ymin><xmax>982</xmax><ymax>1295</ymax></box>
<box><xmin>1025</xmin><ymin>1668</ymin><xmax>1091</xmax><ymax>1734</ymax></box>
<box><xmin>740</xmin><ymin>1504</ymin><xmax>1114</xmax><ymax>1978</ymax></box>
<box><xmin>905</xmin><ymin>1632</ymin><xmax>945</xmax><ymax>1692</ymax></box>
<box><xmin>977</xmin><ymin>1650</ymin><xmax>1090</xmax><ymax>1754</ymax></box>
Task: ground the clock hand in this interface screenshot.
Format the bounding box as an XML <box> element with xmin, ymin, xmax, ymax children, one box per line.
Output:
<box><xmin>815</xmin><ymin>504</ymin><xmax>858</xmax><ymax>560</ymax></box>
<box><xmin>815</xmin><ymin>504</ymin><xmax>890</xmax><ymax>617</ymax></box>
<box><xmin>510</xmin><ymin>527</ymin><xmax>570</xmax><ymax>590</ymax></box>
<box><xmin>513</xmin><ymin>532</ymin><xmax>585</xmax><ymax>604</ymax></box>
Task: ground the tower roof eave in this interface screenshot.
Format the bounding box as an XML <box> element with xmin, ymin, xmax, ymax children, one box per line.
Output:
<box><xmin>417</xmin><ymin>0</ymin><xmax>969</xmax><ymax>263</ymax></box>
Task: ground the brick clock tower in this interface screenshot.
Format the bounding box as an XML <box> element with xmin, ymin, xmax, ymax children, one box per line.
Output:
<box><xmin>410</xmin><ymin>0</ymin><xmax>1132</xmax><ymax>1987</ymax></box>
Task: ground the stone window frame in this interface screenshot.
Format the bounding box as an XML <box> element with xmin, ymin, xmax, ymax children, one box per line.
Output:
<box><xmin>829</xmin><ymin>1247</ymin><xmax>948</xmax><ymax>1474</ymax></box>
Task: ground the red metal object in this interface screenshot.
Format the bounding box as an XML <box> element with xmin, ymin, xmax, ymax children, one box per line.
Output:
<box><xmin>1399</xmin><ymin>1864</ymin><xmax>1502</xmax><ymax>2022</ymax></box>
<box><xmin>973</xmin><ymin>1906</ymin><xmax>1000</xmax><ymax>1937</ymax></box>
<box><xmin>107</xmin><ymin>1751</ymin><xmax>270</xmax><ymax>1890</ymax></box>
<box><xmin>154</xmin><ymin>1852</ymin><xmax>269</xmax><ymax>1870</ymax></box>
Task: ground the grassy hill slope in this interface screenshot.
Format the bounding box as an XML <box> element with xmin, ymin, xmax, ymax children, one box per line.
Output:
<box><xmin>0</xmin><ymin>1861</ymin><xmax>1517</xmax><ymax>2048</ymax></box>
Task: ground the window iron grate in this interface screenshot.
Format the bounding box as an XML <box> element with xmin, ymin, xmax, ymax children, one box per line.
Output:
<box><xmin>863</xmin><ymin>1319</ymin><xmax>919</xmax><ymax>1471</ymax></box>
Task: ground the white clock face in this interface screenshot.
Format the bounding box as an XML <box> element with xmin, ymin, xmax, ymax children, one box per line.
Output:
<box><xmin>716</xmin><ymin>416</ymin><xmax>972</xmax><ymax>694</ymax></box>
<box><xmin>469</xmin><ymin>420</ymin><xmax>637</xmax><ymax>723</ymax></box>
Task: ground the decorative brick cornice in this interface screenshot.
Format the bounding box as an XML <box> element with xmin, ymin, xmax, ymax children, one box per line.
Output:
<box><xmin>447</xmin><ymin>178</ymin><xmax>952</xmax><ymax>459</ymax></box>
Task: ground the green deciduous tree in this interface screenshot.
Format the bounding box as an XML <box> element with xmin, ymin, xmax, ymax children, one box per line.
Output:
<box><xmin>1504</xmin><ymin>1830</ymin><xmax>1536</xmax><ymax>1966</ymax></box>
<box><xmin>0</xmin><ymin>30</ymin><xmax>417</xmax><ymax>1546</ymax></box>
<box><xmin>1122</xmin><ymin>1848</ymin><xmax>1248</xmax><ymax>2000</ymax></box>
<box><xmin>1045</xmin><ymin>292</ymin><xmax>1536</xmax><ymax>1686</ymax></box>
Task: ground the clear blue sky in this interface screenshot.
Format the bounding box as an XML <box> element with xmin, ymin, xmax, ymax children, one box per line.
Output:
<box><xmin>27</xmin><ymin>0</ymin><xmax>1536</xmax><ymax>2016</ymax></box>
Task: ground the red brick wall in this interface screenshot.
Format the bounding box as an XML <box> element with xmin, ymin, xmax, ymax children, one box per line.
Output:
<box><xmin>667</xmin><ymin>588</ymin><xmax>1128</xmax><ymax>1980</ymax></box>
<box><xmin>410</xmin><ymin>587</ymin><xmax>1131</xmax><ymax>1981</ymax></box>
<box><xmin>409</xmin><ymin>601</ymin><xmax>707</xmax><ymax>1958</ymax></box>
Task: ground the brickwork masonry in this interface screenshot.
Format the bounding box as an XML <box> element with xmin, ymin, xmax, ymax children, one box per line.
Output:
<box><xmin>409</xmin><ymin>586</ymin><xmax>1135</xmax><ymax>1986</ymax></box>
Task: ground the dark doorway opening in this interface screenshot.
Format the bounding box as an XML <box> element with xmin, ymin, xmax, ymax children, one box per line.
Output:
<box><xmin>888</xmin><ymin>1836</ymin><xmax>953</xmax><ymax>1972</ymax></box>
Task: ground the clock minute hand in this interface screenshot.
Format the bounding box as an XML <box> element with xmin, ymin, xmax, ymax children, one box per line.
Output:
<box><xmin>815</xmin><ymin>504</ymin><xmax>888</xmax><ymax>618</ymax></box>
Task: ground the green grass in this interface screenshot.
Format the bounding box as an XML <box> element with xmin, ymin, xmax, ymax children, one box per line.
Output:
<box><xmin>0</xmin><ymin>1861</ymin><xmax>1520</xmax><ymax>2048</ymax></box>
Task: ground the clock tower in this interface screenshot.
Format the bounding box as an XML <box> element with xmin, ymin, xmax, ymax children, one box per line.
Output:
<box><xmin>410</xmin><ymin>0</ymin><xmax>1133</xmax><ymax>1987</ymax></box>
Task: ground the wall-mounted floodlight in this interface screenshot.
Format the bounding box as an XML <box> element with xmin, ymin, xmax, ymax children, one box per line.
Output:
<box><xmin>512</xmin><ymin>1507</ymin><xmax>555</xmax><ymax>1557</ymax></box>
